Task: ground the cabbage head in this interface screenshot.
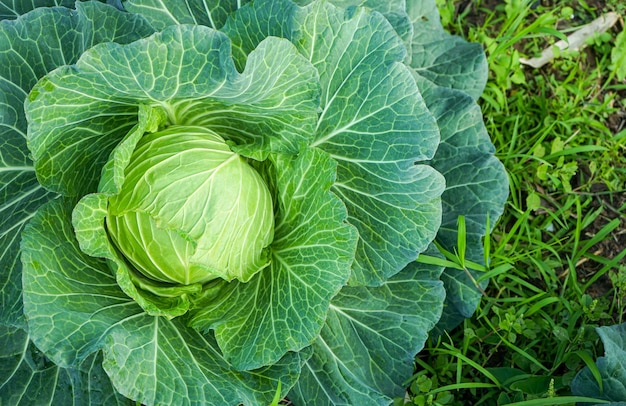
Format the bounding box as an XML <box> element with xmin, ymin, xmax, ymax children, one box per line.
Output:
<box><xmin>106</xmin><ymin>126</ymin><xmax>275</xmax><ymax>285</ymax></box>
<box><xmin>0</xmin><ymin>1</ymin><xmax>508</xmax><ymax>405</ymax></box>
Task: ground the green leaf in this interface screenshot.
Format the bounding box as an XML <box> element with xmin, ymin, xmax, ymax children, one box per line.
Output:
<box><xmin>294</xmin><ymin>1</ymin><xmax>444</xmax><ymax>286</ymax></box>
<box><xmin>178</xmin><ymin>35</ymin><xmax>320</xmax><ymax>160</ymax></box>
<box><xmin>406</xmin><ymin>0</ymin><xmax>488</xmax><ymax>101</ymax></box>
<box><xmin>220</xmin><ymin>0</ymin><xmax>413</xmax><ymax>73</ymax></box>
<box><xmin>413</xmin><ymin>76</ymin><xmax>508</xmax><ymax>334</ymax></box>
<box><xmin>406</xmin><ymin>0</ymin><xmax>504</xmax><ymax>332</ymax></box>
<box><xmin>21</xmin><ymin>198</ymin><xmax>303</xmax><ymax>406</ymax></box>
<box><xmin>189</xmin><ymin>147</ymin><xmax>358</xmax><ymax>370</ymax></box>
<box><xmin>0</xmin><ymin>325</ymin><xmax>131</xmax><ymax>405</ymax></box>
<box><xmin>97</xmin><ymin>104</ymin><xmax>167</xmax><ymax>196</ymax></box>
<box><xmin>0</xmin><ymin>325</ymin><xmax>130</xmax><ymax>405</ymax></box>
<box><xmin>289</xmin><ymin>245</ymin><xmax>445</xmax><ymax>405</ymax></box>
<box><xmin>221</xmin><ymin>0</ymin><xmax>298</xmax><ymax>70</ymax></box>
<box><xmin>611</xmin><ymin>30</ymin><xmax>626</xmax><ymax>81</ymax></box>
<box><xmin>292</xmin><ymin>0</ymin><xmax>413</xmax><ymax>44</ymax></box>
<box><xmin>572</xmin><ymin>322</ymin><xmax>626</xmax><ymax>402</ymax></box>
<box><xmin>22</xmin><ymin>198</ymin><xmax>146</xmax><ymax>367</ymax></box>
<box><xmin>123</xmin><ymin>0</ymin><xmax>250</xmax><ymax>30</ymax></box>
<box><xmin>0</xmin><ymin>0</ymin><xmax>75</xmax><ymax>20</ymax></box>
<box><xmin>0</xmin><ymin>167</ymin><xmax>49</xmax><ymax>329</ymax></box>
<box><xmin>0</xmin><ymin>2</ymin><xmax>153</xmax><ymax>327</ymax></box>
<box><xmin>26</xmin><ymin>24</ymin><xmax>319</xmax><ymax>196</ymax></box>
<box><xmin>103</xmin><ymin>317</ymin><xmax>304</xmax><ymax>406</ymax></box>
<box><xmin>346</xmin><ymin>0</ymin><xmax>413</xmax><ymax>43</ymax></box>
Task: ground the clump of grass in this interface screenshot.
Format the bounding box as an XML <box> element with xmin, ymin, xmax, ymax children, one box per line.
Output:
<box><xmin>401</xmin><ymin>0</ymin><xmax>626</xmax><ymax>404</ymax></box>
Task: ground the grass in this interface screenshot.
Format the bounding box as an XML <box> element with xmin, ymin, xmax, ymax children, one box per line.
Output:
<box><xmin>401</xmin><ymin>0</ymin><xmax>626</xmax><ymax>404</ymax></box>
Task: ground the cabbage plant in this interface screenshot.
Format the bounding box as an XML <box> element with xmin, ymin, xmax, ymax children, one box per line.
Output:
<box><xmin>0</xmin><ymin>1</ymin><xmax>508</xmax><ymax>404</ymax></box>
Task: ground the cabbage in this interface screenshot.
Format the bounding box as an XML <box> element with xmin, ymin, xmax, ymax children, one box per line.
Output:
<box><xmin>0</xmin><ymin>1</ymin><xmax>508</xmax><ymax>404</ymax></box>
<box><xmin>106</xmin><ymin>126</ymin><xmax>275</xmax><ymax>285</ymax></box>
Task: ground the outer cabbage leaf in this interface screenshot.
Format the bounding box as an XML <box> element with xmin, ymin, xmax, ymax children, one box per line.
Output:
<box><xmin>0</xmin><ymin>0</ymin><xmax>75</xmax><ymax>20</ymax></box>
<box><xmin>414</xmin><ymin>75</ymin><xmax>508</xmax><ymax>334</ymax></box>
<box><xmin>572</xmin><ymin>322</ymin><xmax>626</xmax><ymax>403</ymax></box>
<box><xmin>291</xmin><ymin>0</ymin><xmax>412</xmax><ymax>44</ymax></box>
<box><xmin>220</xmin><ymin>0</ymin><xmax>298</xmax><ymax>70</ymax></box>
<box><xmin>122</xmin><ymin>0</ymin><xmax>250</xmax><ymax>31</ymax></box>
<box><xmin>0</xmin><ymin>1</ymin><xmax>153</xmax><ymax>328</ymax></box>
<box><xmin>25</xmin><ymin>24</ymin><xmax>320</xmax><ymax>197</ymax></box>
<box><xmin>21</xmin><ymin>198</ymin><xmax>304</xmax><ymax>406</ymax></box>
<box><xmin>294</xmin><ymin>1</ymin><xmax>444</xmax><ymax>286</ymax></box>
<box><xmin>289</xmin><ymin>244</ymin><xmax>445</xmax><ymax>406</ymax></box>
<box><xmin>189</xmin><ymin>148</ymin><xmax>358</xmax><ymax>370</ymax></box>
<box><xmin>406</xmin><ymin>0</ymin><xmax>488</xmax><ymax>101</ymax></box>
<box><xmin>133</xmin><ymin>0</ymin><xmax>302</xmax><ymax>74</ymax></box>
<box><xmin>0</xmin><ymin>325</ymin><xmax>130</xmax><ymax>405</ymax></box>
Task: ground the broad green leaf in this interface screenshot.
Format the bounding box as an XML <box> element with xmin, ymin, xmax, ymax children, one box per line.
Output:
<box><xmin>97</xmin><ymin>104</ymin><xmax>167</xmax><ymax>195</ymax></box>
<box><xmin>189</xmin><ymin>147</ymin><xmax>358</xmax><ymax>370</ymax></box>
<box><xmin>334</xmin><ymin>0</ymin><xmax>412</xmax><ymax>42</ymax></box>
<box><xmin>294</xmin><ymin>1</ymin><xmax>444</xmax><ymax>286</ymax></box>
<box><xmin>0</xmin><ymin>165</ymin><xmax>49</xmax><ymax>329</ymax></box>
<box><xmin>289</xmin><ymin>245</ymin><xmax>445</xmax><ymax>405</ymax></box>
<box><xmin>406</xmin><ymin>0</ymin><xmax>488</xmax><ymax>101</ymax></box>
<box><xmin>0</xmin><ymin>325</ymin><xmax>129</xmax><ymax>405</ymax></box>
<box><xmin>123</xmin><ymin>0</ymin><xmax>250</xmax><ymax>30</ymax></box>
<box><xmin>21</xmin><ymin>198</ymin><xmax>303</xmax><ymax>406</ymax></box>
<box><xmin>347</xmin><ymin>1</ymin><xmax>410</xmax><ymax>29</ymax></box>
<box><xmin>22</xmin><ymin>198</ymin><xmax>145</xmax><ymax>366</ymax></box>
<box><xmin>0</xmin><ymin>0</ymin><xmax>75</xmax><ymax>20</ymax></box>
<box><xmin>414</xmin><ymin>75</ymin><xmax>508</xmax><ymax>334</ymax></box>
<box><xmin>572</xmin><ymin>322</ymin><xmax>626</xmax><ymax>402</ymax></box>
<box><xmin>103</xmin><ymin>316</ymin><xmax>304</xmax><ymax>406</ymax></box>
<box><xmin>220</xmin><ymin>0</ymin><xmax>298</xmax><ymax>70</ymax></box>
<box><xmin>221</xmin><ymin>0</ymin><xmax>413</xmax><ymax>68</ymax></box>
<box><xmin>26</xmin><ymin>24</ymin><xmax>320</xmax><ymax>196</ymax></box>
<box><xmin>175</xmin><ymin>36</ymin><xmax>320</xmax><ymax>160</ymax></box>
<box><xmin>291</xmin><ymin>0</ymin><xmax>413</xmax><ymax>44</ymax></box>
<box><xmin>0</xmin><ymin>2</ymin><xmax>153</xmax><ymax>327</ymax></box>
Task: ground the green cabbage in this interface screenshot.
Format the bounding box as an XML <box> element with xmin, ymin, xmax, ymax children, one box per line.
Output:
<box><xmin>107</xmin><ymin>125</ymin><xmax>274</xmax><ymax>285</ymax></box>
<box><xmin>0</xmin><ymin>1</ymin><xmax>508</xmax><ymax>405</ymax></box>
